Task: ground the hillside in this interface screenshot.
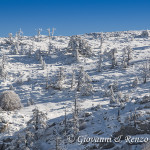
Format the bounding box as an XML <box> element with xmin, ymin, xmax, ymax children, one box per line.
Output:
<box><xmin>0</xmin><ymin>30</ymin><xmax>150</xmax><ymax>150</ymax></box>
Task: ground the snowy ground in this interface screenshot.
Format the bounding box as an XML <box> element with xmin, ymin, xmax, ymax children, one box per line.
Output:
<box><xmin>0</xmin><ymin>30</ymin><xmax>150</xmax><ymax>150</ymax></box>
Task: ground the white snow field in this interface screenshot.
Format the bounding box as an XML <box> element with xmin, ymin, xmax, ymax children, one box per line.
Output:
<box><xmin>0</xmin><ymin>30</ymin><xmax>150</xmax><ymax>150</ymax></box>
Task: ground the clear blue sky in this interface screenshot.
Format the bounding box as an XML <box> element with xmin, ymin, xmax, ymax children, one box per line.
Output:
<box><xmin>0</xmin><ymin>0</ymin><xmax>150</xmax><ymax>36</ymax></box>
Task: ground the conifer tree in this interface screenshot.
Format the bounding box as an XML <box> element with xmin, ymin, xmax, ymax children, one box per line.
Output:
<box><xmin>110</xmin><ymin>85</ymin><xmax>116</xmax><ymax>104</ymax></box>
<box><xmin>71</xmin><ymin>69</ymin><xmax>76</xmax><ymax>89</ymax></box>
<box><xmin>77</xmin><ymin>66</ymin><xmax>93</xmax><ymax>96</ymax></box>
<box><xmin>141</xmin><ymin>61</ymin><xmax>149</xmax><ymax>83</ymax></box>
<box><xmin>110</xmin><ymin>48</ymin><xmax>117</xmax><ymax>68</ymax></box>
<box><xmin>97</xmin><ymin>53</ymin><xmax>103</xmax><ymax>72</ymax></box>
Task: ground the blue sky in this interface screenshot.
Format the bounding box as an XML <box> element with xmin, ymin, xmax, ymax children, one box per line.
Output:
<box><xmin>0</xmin><ymin>0</ymin><xmax>150</xmax><ymax>36</ymax></box>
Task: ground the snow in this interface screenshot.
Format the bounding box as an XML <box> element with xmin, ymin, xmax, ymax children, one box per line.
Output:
<box><xmin>0</xmin><ymin>30</ymin><xmax>150</xmax><ymax>149</ymax></box>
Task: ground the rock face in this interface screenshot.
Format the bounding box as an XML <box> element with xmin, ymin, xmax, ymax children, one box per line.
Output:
<box><xmin>0</xmin><ymin>90</ymin><xmax>22</xmax><ymax>111</ymax></box>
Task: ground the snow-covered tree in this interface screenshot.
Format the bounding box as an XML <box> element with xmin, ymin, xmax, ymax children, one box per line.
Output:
<box><xmin>8</xmin><ymin>33</ymin><xmax>13</xmax><ymax>44</ymax></box>
<box><xmin>141</xmin><ymin>61</ymin><xmax>149</xmax><ymax>84</ymax></box>
<box><xmin>28</xmin><ymin>42</ymin><xmax>34</xmax><ymax>57</ymax></box>
<box><xmin>39</xmin><ymin>55</ymin><xmax>43</xmax><ymax>64</ymax></box>
<box><xmin>72</xmin><ymin>94</ymin><xmax>79</xmax><ymax>138</ymax></box>
<box><xmin>47</xmin><ymin>28</ymin><xmax>51</xmax><ymax>41</ymax></box>
<box><xmin>36</xmin><ymin>28</ymin><xmax>42</xmax><ymax>42</ymax></box>
<box><xmin>126</xmin><ymin>46</ymin><xmax>133</xmax><ymax>62</ymax></box>
<box><xmin>52</xmin><ymin>28</ymin><xmax>56</xmax><ymax>37</ymax></box>
<box><xmin>74</xmin><ymin>48</ymin><xmax>80</xmax><ymax>62</ymax></box>
<box><xmin>117</xmin><ymin>108</ymin><xmax>120</xmax><ymax>122</ymax></box>
<box><xmin>45</xmin><ymin>68</ymin><xmax>49</xmax><ymax>89</ymax></box>
<box><xmin>110</xmin><ymin>80</ymin><xmax>118</xmax><ymax>92</ymax></box>
<box><xmin>41</xmin><ymin>60</ymin><xmax>46</xmax><ymax>70</ymax></box>
<box><xmin>28</xmin><ymin>107</ymin><xmax>47</xmax><ymax>131</ymax></box>
<box><xmin>97</xmin><ymin>53</ymin><xmax>103</xmax><ymax>72</ymax></box>
<box><xmin>18</xmin><ymin>28</ymin><xmax>23</xmax><ymax>40</ymax></box>
<box><xmin>77</xmin><ymin>66</ymin><xmax>93</xmax><ymax>96</ymax></box>
<box><xmin>35</xmin><ymin>50</ymin><xmax>40</xmax><ymax>61</ymax></box>
<box><xmin>132</xmin><ymin>76</ymin><xmax>139</xmax><ymax>88</ymax></box>
<box><xmin>27</xmin><ymin>86</ymin><xmax>34</xmax><ymax>105</ymax></box>
<box><xmin>68</xmin><ymin>36</ymin><xmax>92</xmax><ymax>57</ymax></box>
<box><xmin>48</xmin><ymin>42</ymin><xmax>54</xmax><ymax>55</ymax></box>
<box><xmin>117</xmin><ymin>91</ymin><xmax>123</xmax><ymax>102</ymax></box>
<box><xmin>12</xmin><ymin>130</ymin><xmax>35</xmax><ymax>150</ymax></box>
<box><xmin>0</xmin><ymin>65</ymin><xmax>7</xmax><ymax>80</ymax></box>
<box><xmin>14</xmin><ymin>41</ymin><xmax>20</xmax><ymax>54</ymax></box>
<box><xmin>110</xmin><ymin>48</ymin><xmax>117</xmax><ymax>68</ymax></box>
<box><xmin>123</xmin><ymin>94</ymin><xmax>129</xmax><ymax>102</ymax></box>
<box><xmin>15</xmin><ymin>32</ymin><xmax>19</xmax><ymax>41</ymax></box>
<box><xmin>1</xmin><ymin>54</ymin><xmax>6</xmax><ymax>69</ymax></box>
<box><xmin>55</xmin><ymin>136</ymin><xmax>61</xmax><ymax>150</ymax></box>
<box><xmin>64</xmin><ymin>108</ymin><xmax>67</xmax><ymax>134</ymax></box>
<box><xmin>71</xmin><ymin>69</ymin><xmax>76</xmax><ymax>89</ymax></box>
<box><xmin>77</xmin><ymin>66</ymin><xmax>86</xmax><ymax>91</ymax></box>
<box><xmin>122</xmin><ymin>46</ymin><xmax>129</xmax><ymax>68</ymax></box>
<box><xmin>122</xmin><ymin>54</ymin><xmax>128</xmax><ymax>68</ymax></box>
<box><xmin>140</xmin><ymin>30</ymin><xmax>149</xmax><ymax>38</ymax></box>
<box><xmin>99</xmin><ymin>32</ymin><xmax>104</xmax><ymax>51</ymax></box>
<box><xmin>54</xmin><ymin>67</ymin><xmax>65</xmax><ymax>90</ymax></box>
<box><xmin>9</xmin><ymin>84</ymin><xmax>15</xmax><ymax>91</ymax></box>
<box><xmin>122</xmin><ymin>46</ymin><xmax>133</xmax><ymax>67</ymax></box>
<box><xmin>27</xmin><ymin>107</ymin><xmax>47</xmax><ymax>140</ymax></box>
<box><xmin>110</xmin><ymin>85</ymin><xmax>116</xmax><ymax>104</ymax></box>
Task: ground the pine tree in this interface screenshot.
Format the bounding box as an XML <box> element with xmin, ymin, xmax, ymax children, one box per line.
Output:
<box><xmin>9</xmin><ymin>84</ymin><xmax>15</xmax><ymax>91</ymax></box>
<box><xmin>2</xmin><ymin>54</ymin><xmax>6</xmax><ymax>69</ymax></box>
<box><xmin>28</xmin><ymin>42</ymin><xmax>34</xmax><ymax>58</ymax></box>
<box><xmin>68</xmin><ymin>36</ymin><xmax>92</xmax><ymax>57</ymax></box>
<box><xmin>27</xmin><ymin>107</ymin><xmax>47</xmax><ymax>140</ymax></box>
<box><xmin>55</xmin><ymin>67</ymin><xmax>65</xmax><ymax>90</ymax></box>
<box><xmin>110</xmin><ymin>85</ymin><xmax>116</xmax><ymax>104</ymax></box>
<box><xmin>18</xmin><ymin>28</ymin><xmax>23</xmax><ymax>40</ymax></box>
<box><xmin>127</xmin><ymin>46</ymin><xmax>133</xmax><ymax>62</ymax></box>
<box><xmin>77</xmin><ymin>66</ymin><xmax>93</xmax><ymax>96</ymax></box>
<box><xmin>71</xmin><ymin>69</ymin><xmax>76</xmax><ymax>89</ymax></box>
<box><xmin>97</xmin><ymin>53</ymin><xmax>103</xmax><ymax>72</ymax></box>
<box><xmin>141</xmin><ymin>30</ymin><xmax>149</xmax><ymax>38</ymax></box>
<box><xmin>8</xmin><ymin>33</ymin><xmax>13</xmax><ymax>44</ymax></box>
<box><xmin>141</xmin><ymin>61</ymin><xmax>149</xmax><ymax>84</ymax></box>
<box><xmin>0</xmin><ymin>65</ymin><xmax>7</xmax><ymax>80</ymax></box>
<box><xmin>14</xmin><ymin>41</ymin><xmax>19</xmax><ymax>54</ymax></box>
<box><xmin>77</xmin><ymin>66</ymin><xmax>85</xmax><ymax>91</ymax></box>
<box><xmin>110</xmin><ymin>48</ymin><xmax>117</xmax><ymax>68</ymax></box>
<box><xmin>122</xmin><ymin>54</ymin><xmax>128</xmax><ymax>68</ymax></box>
<box><xmin>132</xmin><ymin>76</ymin><xmax>139</xmax><ymax>88</ymax></box>
<box><xmin>47</xmin><ymin>28</ymin><xmax>51</xmax><ymax>42</ymax></box>
<box><xmin>48</xmin><ymin>42</ymin><xmax>54</xmax><ymax>55</ymax></box>
<box><xmin>64</xmin><ymin>108</ymin><xmax>68</xmax><ymax>135</ymax></box>
<box><xmin>37</xmin><ymin>28</ymin><xmax>42</xmax><ymax>42</ymax></box>
<box><xmin>75</xmin><ymin>48</ymin><xmax>80</xmax><ymax>62</ymax></box>
<box><xmin>72</xmin><ymin>94</ymin><xmax>79</xmax><ymax>138</ymax></box>
<box><xmin>42</xmin><ymin>60</ymin><xmax>46</xmax><ymax>70</ymax></box>
<box><xmin>45</xmin><ymin>68</ymin><xmax>49</xmax><ymax>89</ymax></box>
<box><xmin>100</xmin><ymin>32</ymin><xmax>103</xmax><ymax>51</ymax></box>
<box><xmin>39</xmin><ymin>55</ymin><xmax>43</xmax><ymax>64</ymax></box>
<box><xmin>35</xmin><ymin>50</ymin><xmax>40</xmax><ymax>61</ymax></box>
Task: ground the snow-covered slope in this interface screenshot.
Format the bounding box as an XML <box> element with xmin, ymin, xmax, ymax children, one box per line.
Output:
<box><xmin>0</xmin><ymin>30</ymin><xmax>150</xmax><ymax>150</ymax></box>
